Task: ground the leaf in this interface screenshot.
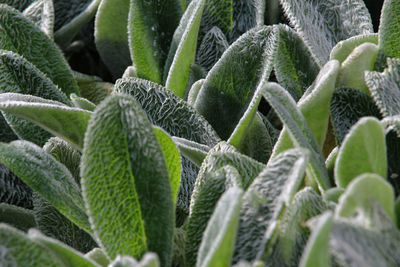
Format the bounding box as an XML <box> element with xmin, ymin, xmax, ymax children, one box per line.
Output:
<box><xmin>0</xmin><ymin>224</ymin><xmax>64</xmax><ymax>266</ymax></box>
<box><xmin>81</xmin><ymin>95</ymin><xmax>174</xmax><ymax>265</ymax></box>
<box><xmin>378</xmin><ymin>0</ymin><xmax>400</xmax><ymax>59</ymax></box>
<box><xmin>336</xmin><ymin>42</ymin><xmax>379</xmax><ymax>93</ymax></box>
<box><xmin>274</xmin><ymin>24</ymin><xmax>320</xmax><ymax>101</ymax></box>
<box><xmin>299</xmin><ymin>212</ymin><xmax>333</xmax><ymax>267</ymax></box>
<box><xmin>28</xmin><ymin>229</ymin><xmax>99</xmax><ymax>267</ymax></box>
<box><xmin>172</xmin><ymin>136</ymin><xmax>209</xmax><ymax>167</ymax></box>
<box><xmin>334</xmin><ymin>117</ymin><xmax>387</xmax><ymax>188</ymax></box>
<box><xmin>231</xmin><ymin>0</ymin><xmax>263</xmax><ymax>41</ymax></box>
<box><xmin>0</xmin><ymin>0</ymin><xmax>34</xmax><ymax>10</ymax></box>
<box><xmin>366</xmin><ymin>58</ymin><xmax>400</xmax><ymax>135</ymax></box>
<box><xmin>23</xmin><ymin>0</ymin><xmax>54</xmax><ymax>38</ymax></box>
<box><xmin>197</xmin><ymin>187</ymin><xmax>243</xmax><ymax>267</ymax></box>
<box><xmin>233</xmin><ymin>148</ymin><xmax>309</xmax><ymax>263</ymax></box>
<box><xmin>86</xmin><ymin>248</ymin><xmax>110</xmax><ymax>267</ymax></box>
<box><xmin>0</xmin><ymin>140</ymin><xmax>91</xmax><ymax>232</ymax></box>
<box><xmin>109</xmin><ymin>253</ymin><xmax>160</xmax><ymax>267</ymax></box>
<box><xmin>154</xmin><ymin>127</ymin><xmax>181</xmax><ymax>205</ymax></box>
<box><xmin>330</xmin><ymin>33</ymin><xmax>378</xmax><ymax>63</ymax></box>
<box><xmin>194</xmin><ymin>25</ymin><xmax>277</xmax><ymax>139</ymax></box>
<box><xmin>54</xmin><ymin>0</ymin><xmax>101</xmax><ymax>48</ymax></box>
<box><xmin>196</xmin><ymin>26</ymin><xmax>229</xmax><ymax>72</ymax></box>
<box><xmin>0</xmin><ymin>112</ymin><xmax>17</xmax><ymax>142</ymax></box>
<box><xmin>336</xmin><ymin>173</ymin><xmax>395</xmax><ymax>223</ymax></box>
<box><xmin>128</xmin><ymin>0</ymin><xmax>183</xmax><ymax>83</ymax></box>
<box><xmin>165</xmin><ymin>0</ymin><xmax>206</xmax><ymax>98</ymax></box>
<box><xmin>186</xmin><ymin>165</ymin><xmax>242</xmax><ymax>267</ymax></box>
<box><xmin>94</xmin><ymin>0</ymin><xmax>131</xmax><ymax>79</ymax></box>
<box><xmin>263</xmin><ymin>82</ymin><xmax>331</xmax><ymax>190</ymax></box>
<box><xmin>280</xmin><ymin>0</ymin><xmax>373</xmax><ymax>66</ymax></box>
<box><xmin>188</xmin><ymin>79</ymin><xmax>204</xmax><ymax>106</ymax></box>
<box><xmin>330</xmin><ymin>88</ymin><xmax>381</xmax><ymax>145</ymax></box>
<box><xmin>199</xmin><ymin>0</ymin><xmax>233</xmax><ymax>42</ymax></box>
<box><xmin>0</xmin><ymin>93</ymin><xmax>91</xmax><ymax>150</ymax></box>
<box><xmin>0</xmin><ymin>203</ymin><xmax>36</xmax><ymax>231</ymax></box>
<box><xmin>0</xmin><ymin>4</ymin><xmax>79</xmax><ymax>96</ymax></box>
<box><xmin>70</xmin><ymin>93</ymin><xmax>96</xmax><ymax>112</ymax></box>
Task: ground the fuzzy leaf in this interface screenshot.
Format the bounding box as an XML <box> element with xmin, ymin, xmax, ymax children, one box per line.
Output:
<box><xmin>54</xmin><ymin>0</ymin><xmax>101</xmax><ymax>47</ymax></box>
<box><xmin>197</xmin><ymin>187</ymin><xmax>243</xmax><ymax>267</ymax></box>
<box><xmin>194</xmin><ymin>25</ymin><xmax>277</xmax><ymax>139</ymax></box>
<box><xmin>172</xmin><ymin>136</ymin><xmax>209</xmax><ymax>167</ymax></box>
<box><xmin>335</xmin><ymin>117</ymin><xmax>387</xmax><ymax>188</ymax></box>
<box><xmin>0</xmin><ymin>0</ymin><xmax>33</xmax><ymax>10</ymax></box>
<box><xmin>128</xmin><ymin>0</ymin><xmax>183</xmax><ymax>83</ymax></box>
<box><xmin>378</xmin><ymin>0</ymin><xmax>400</xmax><ymax>59</ymax></box>
<box><xmin>165</xmin><ymin>0</ymin><xmax>206</xmax><ymax>98</ymax></box>
<box><xmin>199</xmin><ymin>0</ymin><xmax>233</xmax><ymax>41</ymax></box>
<box><xmin>81</xmin><ymin>95</ymin><xmax>174</xmax><ymax>265</ymax></box>
<box><xmin>274</xmin><ymin>24</ymin><xmax>320</xmax><ymax>101</ymax></box>
<box><xmin>23</xmin><ymin>0</ymin><xmax>54</xmax><ymax>38</ymax></box>
<box><xmin>0</xmin><ymin>140</ymin><xmax>90</xmax><ymax>232</ymax></box>
<box><xmin>231</xmin><ymin>0</ymin><xmax>263</xmax><ymax>41</ymax></box>
<box><xmin>330</xmin><ymin>33</ymin><xmax>378</xmax><ymax>63</ymax></box>
<box><xmin>188</xmin><ymin>79</ymin><xmax>204</xmax><ymax>106</ymax></box>
<box><xmin>0</xmin><ymin>4</ymin><xmax>79</xmax><ymax>96</ymax></box>
<box><xmin>280</xmin><ymin>0</ymin><xmax>373</xmax><ymax>66</ymax></box>
<box><xmin>0</xmin><ymin>203</ymin><xmax>36</xmax><ymax>231</ymax></box>
<box><xmin>233</xmin><ymin>148</ymin><xmax>309</xmax><ymax>263</ymax></box>
<box><xmin>70</xmin><ymin>94</ymin><xmax>96</xmax><ymax>112</ymax></box>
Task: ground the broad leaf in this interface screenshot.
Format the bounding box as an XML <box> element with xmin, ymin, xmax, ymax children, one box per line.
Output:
<box><xmin>128</xmin><ymin>0</ymin><xmax>183</xmax><ymax>83</ymax></box>
<box><xmin>81</xmin><ymin>95</ymin><xmax>174</xmax><ymax>265</ymax></box>
<box><xmin>233</xmin><ymin>148</ymin><xmax>309</xmax><ymax>263</ymax></box>
<box><xmin>54</xmin><ymin>0</ymin><xmax>101</xmax><ymax>47</ymax></box>
<box><xmin>95</xmin><ymin>0</ymin><xmax>131</xmax><ymax>79</ymax></box>
<box><xmin>0</xmin><ymin>203</ymin><xmax>36</xmax><ymax>231</ymax></box>
<box><xmin>334</xmin><ymin>117</ymin><xmax>387</xmax><ymax>188</ymax></box>
<box><xmin>194</xmin><ymin>25</ymin><xmax>277</xmax><ymax>139</ymax></box>
<box><xmin>280</xmin><ymin>0</ymin><xmax>373</xmax><ymax>66</ymax></box>
<box><xmin>197</xmin><ymin>187</ymin><xmax>243</xmax><ymax>267</ymax></box>
<box><xmin>0</xmin><ymin>140</ymin><xmax>90</xmax><ymax>232</ymax></box>
<box><xmin>330</xmin><ymin>33</ymin><xmax>378</xmax><ymax>63</ymax></box>
<box><xmin>0</xmin><ymin>4</ymin><xmax>79</xmax><ymax>96</ymax></box>
<box><xmin>165</xmin><ymin>0</ymin><xmax>206</xmax><ymax>98</ymax></box>
<box><xmin>23</xmin><ymin>0</ymin><xmax>54</xmax><ymax>38</ymax></box>
<box><xmin>378</xmin><ymin>0</ymin><xmax>400</xmax><ymax>59</ymax></box>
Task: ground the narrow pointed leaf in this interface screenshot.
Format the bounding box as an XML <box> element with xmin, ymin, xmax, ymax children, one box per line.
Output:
<box><xmin>81</xmin><ymin>95</ymin><xmax>174</xmax><ymax>265</ymax></box>
<box><xmin>280</xmin><ymin>0</ymin><xmax>373</xmax><ymax>66</ymax></box>
<box><xmin>188</xmin><ymin>79</ymin><xmax>204</xmax><ymax>106</ymax></box>
<box><xmin>172</xmin><ymin>136</ymin><xmax>209</xmax><ymax>166</ymax></box>
<box><xmin>0</xmin><ymin>140</ymin><xmax>90</xmax><ymax>232</ymax></box>
<box><xmin>197</xmin><ymin>187</ymin><xmax>243</xmax><ymax>267</ymax></box>
<box><xmin>0</xmin><ymin>4</ymin><xmax>79</xmax><ymax>95</ymax></box>
<box><xmin>335</xmin><ymin>117</ymin><xmax>387</xmax><ymax>188</ymax></box>
<box><xmin>70</xmin><ymin>94</ymin><xmax>96</xmax><ymax>112</ymax></box>
<box><xmin>166</xmin><ymin>0</ymin><xmax>206</xmax><ymax>98</ymax></box>
<box><xmin>23</xmin><ymin>0</ymin><xmax>54</xmax><ymax>38</ymax></box>
<box><xmin>378</xmin><ymin>0</ymin><xmax>400</xmax><ymax>59</ymax></box>
<box><xmin>330</xmin><ymin>33</ymin><xmax>378</xmax><ymax>63</ymax></box>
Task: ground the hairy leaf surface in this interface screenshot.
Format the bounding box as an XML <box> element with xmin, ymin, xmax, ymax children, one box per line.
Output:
<box><xmin>379</xmin><ymin>0</ymin><xmax>400</xmax><ymax>59</ymax></box>
<box><xmin>23</xmin><ymin>0</ymin><xmax>54</xmax><ymax>38</ymax></box>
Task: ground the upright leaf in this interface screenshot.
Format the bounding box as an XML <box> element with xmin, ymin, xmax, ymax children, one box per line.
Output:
<box><xmin>81</xmin><ymin>95</ymin><xmax>174</xmax><ymax>265</ymax></box>
<box><xmin>0</xmin><ymin>4</ymin><xmax>79</xmax><ymax>95</ymax></box>
<box><xmin>378</xmin><ymin>0</ymin><xmax>400</xmax><ymax>59</ymax></box>
<box><xmin>128</xmin><ymin>0</ymin><xmax>183</xmax><ymax>83</ymax></box>
<box><xmin>280</xmin><ymin>0</ymin><xmax>373</xmax><ymax>66</ymax></box>
<box><xmin>231</xmin><ymin>0</ymin><xmax>263</xmax><ymax>41</ymax></box>
<box><xmin>199</xmin><ymin>0</ymin><xmax>233</xmax><ymax>41</ymax></box>
<box><xmin>334</xmin><ymin>117</ymin><xmax>387</xmax><ymax>188</ymax></box>
<box><xmin>330</xmin><ymin>33</ymin><xmax>378</xmax><ymax>63</ymax></box>
<box><xmin>23</xmin><ymin>0</ymin><xmax>54</xmax><ymax>38</ymax></box>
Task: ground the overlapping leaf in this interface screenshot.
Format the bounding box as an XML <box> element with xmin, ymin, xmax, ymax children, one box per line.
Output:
<box><xmin>330</xmin><ymin>33</ymin><xmax>378</xmax><ymax>63</ymax></box>
<box><xmin>23</xmin><ymin>0</ymin><xmax>54</xmax><ymax>38</ymax></box>
<box><xmin>378</xmin><ymin>0</ymin><xmax>400</xmax><ymax>59</ymax></box>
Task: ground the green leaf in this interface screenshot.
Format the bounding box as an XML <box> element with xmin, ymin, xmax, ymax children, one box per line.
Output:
<box><xmin>0</xmin><ymin>93</ymin><xmax>91</xmax><ymax>150</ymax></box>
<box><xmin>0</xmin><ymin>4</ymin><xmax>79</xmax><ymax>96</ymax></box>
<box><xmin>336</xmin><ymin>42</ymin><xmax>379</xmax><ymax>93</ymax></box>
<box><xmin>0</xmin><ymin>140</ymin><xmax>90</xmax><ymax>232</ymax></box>
<box><xmin>128</xmin><ymin>0</ymin><xmax>183</xmax><ymax>83</ymax></box>
<box><xmin>280</xmin><ymin>0</ymin><xmax>373</xmax><ymax>66</ymax></box>
<box><xmin>23</xmin><ymin>0</ymin><xmax>54</xmax><ymax>38</ymax></box>
<box><xmin>330</xmin><ymin>33</ymin><xmax>378</xmax><ymax>63</ymax></box>
<box><xmin>165</xmin><ymin>0</ymin><xmax>206</xmax><ymax>98</ymax></box>
<box><xmin>81</xmin><ymin>95</ymin><xmax>174</xmax><ymax>265</ymax></box>
<box><xmin>196</xmin><ymin>27</ymin><xmax>229</xmax><ymax>72</ymax></box>
<box><xmin>70</xmin><ymin>93</ymin><xmax>96</xmax><ymax>112</ymax></box>
<box><xmin>334</xmin><ymin>117</ymin><xmax>387</xmax><ymax>188</ymax></box>
<box><xmin>233</xmin><ymin>148</ymin><xmax>309</xmax><ymax>263</ymax></box>
<box><xmin>28</xmin><ymin>229</ymin><xmax>99</xmax><ymax>267</ymax></box>
<box><xmin>274</xmin><ymin>24</ymin><xmax>320</xmax><ymax>101</ymax></box>
<box><xmin>0</xmin><ymin>224</ymin><xmax>64</xmax><ymax>266</ymax></box>
<box><xmin>194</xmin><ymin>25</ymin><xmax>277</xmax><ymax>139</ymax></box>
<box><xmin>199</xmin><ymin>0</ymin><xmax>233</xmax><ymax>41</ymax></box>
<box><xmin>231</xmin><ymin>0</ymin><xmax>263</xmax><ymax>41</ymax></box>
<box><xmin>186</xmin><ymin>165</ymin><xmax>242</xmax><ymax>267</ymax></box>
<box><xmin>54</xmin><ymin>0</ymin><xmax>101</xmax><ymax>48</ymax></box>
<box><xmin>330</xmin><ymin>88</ymin><xmax>381</xmax><ymax>145</ymax></box>
<box><xmin>86</xmin><ymin>248</ymin><xmax>110</xmax><ymax>267</ymax></box>
<box><xmin>378</xmin><ymin>0</ymin><xmax>400</xmax><ymax>59</ymax></box>
<box><xmin>0</xmin><ymin>203</ymin><xmax>36</xmax><ymax>231</ymax></box>
<box><xmin>75</xmin><ymin>79</ymin><xmax>113</xmax><ymax>105</ymax></box>
<box><xmin>109</xmin><ymin>253</ymin><xmax>160</xmax><ymax>267</ymax></box>
<box><xmin>154</xmin><ymin>127</ymin><xmax>181</xmax><ymax>205</ymax></box>
<box><xmin>94</xmin><ymin>0</ymin><xmax>131</xmax><ymax>79</ymax></box>
<box><xmin>0</xmin><ymin>0</ymin><xmax>33</xmax><ymax>10</ymax></box>
<box><xmin>172</xmin><ymin>136</ymin><xmax>209</xmax><ymax>167</ymax></box>
<box><xmin>336</xmin><ymin>173</ymin><xmax>395</xmax><ymax>223</ymax></box>
<box><xmin>187</xmin><ymin>79</ymin><xmax>204</xmax><ymax>106</ymax></box>
<box><xmin>299</xmin><ymin>212</ymin><xmax>333</xmax><ymax>267</ymax></box>
<box><xmin>263</xmin><ymin>82</ymin><xmax>331</xmax><ymax>190</ymax></box>
<box><xmin>197</xmin><ymin>187</ymin><xmax>243</xmax><ymax>267</ymax></box>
